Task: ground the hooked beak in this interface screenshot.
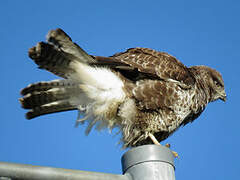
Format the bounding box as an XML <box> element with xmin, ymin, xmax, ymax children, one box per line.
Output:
<box><xmin>220</xmin><ymin>92</ymin><xmax>227</xmax><ymax>102</ymax></box>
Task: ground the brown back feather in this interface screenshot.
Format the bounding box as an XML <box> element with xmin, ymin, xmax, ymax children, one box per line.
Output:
<box><xmin>94</xmin><ymin>47</ymin><xmax>195</xmax><ymax>86</ymax></box>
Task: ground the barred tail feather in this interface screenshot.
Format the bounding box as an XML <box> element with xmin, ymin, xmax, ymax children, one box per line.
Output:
<box><xmin>19</xmin><ymin>79</ymin><xmax>89</xmax><ymax>120</ymax></box>
<box><xmin>20</xmin><ymin>80</ymin><xmax>75</xmax><ymax>96</ymax></box>
<box><xmin>25</xmin><ymin>100</ymin><xmax>76</xmax><ymax>120</ymax></box>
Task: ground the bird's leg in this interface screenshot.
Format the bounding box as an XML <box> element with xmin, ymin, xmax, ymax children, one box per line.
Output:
<box><xmin>149</xmin><ymin>133</ymin><xmax>161</xmax><ymax>145</ymax></box>
<box><xmin>149</xmin><ymin>133</ymin><xmax>179</xmax><ymax>158</ymax></box>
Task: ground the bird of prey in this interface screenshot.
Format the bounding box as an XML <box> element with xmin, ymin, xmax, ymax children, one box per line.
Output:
<box><xmin>19</xmin><ymin>28</ymin><xmax>226</xmax><ymax>151</ymax></box>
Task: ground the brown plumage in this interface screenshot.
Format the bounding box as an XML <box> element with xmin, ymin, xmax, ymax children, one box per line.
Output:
<box><xmin>19</xmin><ymin>28</ymin><xmax>226</xmax><ymax>147</ymax></box>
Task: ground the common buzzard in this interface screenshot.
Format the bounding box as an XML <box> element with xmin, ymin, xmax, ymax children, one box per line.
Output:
<box><xmin>20</xmin><ymin>29</ymin><xmax>226</xmax><ymax>151</ymax></box>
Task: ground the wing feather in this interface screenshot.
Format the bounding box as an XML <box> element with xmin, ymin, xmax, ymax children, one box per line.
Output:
<box><xmin>94</xmin><ymin>47</ymin><xmax>195</xmax><ymax>86</ymax></box>
<box><xmin>132</xmin><ymin>80</ymin><xmax>179</xmax><ymax>110</ymax></box>
<box><xmin>28</xmin><ymin>28</ymin><xmax>96</xmax><ymax>78</ymax></box>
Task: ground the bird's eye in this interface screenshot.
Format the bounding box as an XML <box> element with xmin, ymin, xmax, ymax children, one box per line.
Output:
<box><xmin>214</xmin><ymin>80</ymin><xmax>221</xmax><ymax>87</ymax></box>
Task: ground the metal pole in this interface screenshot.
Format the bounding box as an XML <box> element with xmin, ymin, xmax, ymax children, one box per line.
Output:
<box><xmin>121</xmin><ymin>145</ymin><xmax>175</xmax><ymax>180</ymax></box>
<box><xmin>0</xmin><ymin>162</ymin><xmax>130</xmax><ymax>180</ymax></box>
<box><xmin>0</xmin><ymin>145</ymin><xmax>175</xmax><ymax>180</ymax></box>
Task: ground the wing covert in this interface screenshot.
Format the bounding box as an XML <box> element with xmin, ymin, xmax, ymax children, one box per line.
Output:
<box><xmin>94</xmin><ymin>48</ymin><xmax>195</xmax><ymax>86</ymax></box>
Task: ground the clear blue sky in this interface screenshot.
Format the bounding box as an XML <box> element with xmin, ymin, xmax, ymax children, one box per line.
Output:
<box><xmin>0</xmin><ymin>1</ymin><xmax>239</xmax><ymax>179</ymax></box>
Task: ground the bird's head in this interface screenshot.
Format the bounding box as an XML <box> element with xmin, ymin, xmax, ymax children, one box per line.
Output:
<box><xmin>191</xmin><ymin>65</ymin><xmax>226</xmax><ymax>102</ymax></box>
<box><xmin>203</xmin><ymin>66</ymin><xmax>227</xmax><ymax>102</ymax></box>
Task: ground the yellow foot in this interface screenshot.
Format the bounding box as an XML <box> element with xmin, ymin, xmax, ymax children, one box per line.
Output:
<box><xmin>165</xmin><ymin>143</ymin><xmax>171</xmax><ymax>148</ymax></box>
<box><xmin>171</xmin><ymin>151</ymin><xmax>179</xmax><ymax>158</ymax></box>
<box><xmin>149</xmin><ymin>134</ymin><xmax>179</xmax><ymax>158</ymax></box>
<box><xmin>165</xmin><ymin>143</ymin><xmax>179</xmax><ymax>158</ymax></box>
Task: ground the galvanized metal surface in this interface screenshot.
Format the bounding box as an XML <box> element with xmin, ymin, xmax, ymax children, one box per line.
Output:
<box><xmin>122</xmin><ymin>145</ymin><xmax>175</xmax><ymax>180</ymax></box>
<box><xmin>0</xmin><ymin>162</ymin><xmax>130</xmax><ymax>180</ymax></box>
<box><xmin>0</xmin><ymin>145</ymin><xmax>175</xmax><ymax>180</ymax></box>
